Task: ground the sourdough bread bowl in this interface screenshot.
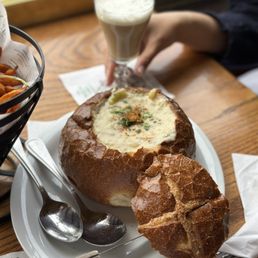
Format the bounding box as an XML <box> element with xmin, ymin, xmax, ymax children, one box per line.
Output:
<box><xmin>60</xmin><ymin>87</ymin><xmax>195</xmax><ymax>206</ymax></box>
<box><xmin>131</xmin><ymin>154</ymin><xmax>229</xmax><ymax>258</ymax></box>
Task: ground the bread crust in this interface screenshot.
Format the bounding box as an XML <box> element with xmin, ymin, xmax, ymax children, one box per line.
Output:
<box><xmin>131</xmin><ymin>154</ymin><xmax>229</xmax><ymax>258</ymax></box>
<box><xmin>60</xmin><ymin>88</ymin><xmax>196</xmax><ymax>206</ymax></box>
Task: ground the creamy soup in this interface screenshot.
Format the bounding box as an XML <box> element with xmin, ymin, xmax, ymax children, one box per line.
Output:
<box><xmin>93</xmin><ymin>89</ymin><xmax>177</xmax><ymax>153</ymax></box>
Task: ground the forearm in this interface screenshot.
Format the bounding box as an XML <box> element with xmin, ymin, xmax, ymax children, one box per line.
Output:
<box><xmin>173</xmin><ymin>11</ymin><xmax>227</xmax><ymax>54</ymax></box>
<box><xmin>127</xmin><ymin>11</ymin><xmax>228</xmax><ymax>78</ymax></box>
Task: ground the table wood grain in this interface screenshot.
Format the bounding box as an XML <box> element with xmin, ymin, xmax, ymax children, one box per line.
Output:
<box><xmin>0</xmin><ymin>13</ymin><xmax>257</xmax><ymax>255</ymax></box>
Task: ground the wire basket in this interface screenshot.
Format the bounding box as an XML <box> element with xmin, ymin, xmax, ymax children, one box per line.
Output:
<box><xmin>0</xmin><ymin>25</ymin><xmax>45</xmax><ymax>166</ymax></box>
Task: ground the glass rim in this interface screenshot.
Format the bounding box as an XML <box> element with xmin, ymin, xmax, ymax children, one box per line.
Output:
<box><xmin>94</xmin><ymin>0</ymin><xmax>155</xmax><ymax>14</ymax></box>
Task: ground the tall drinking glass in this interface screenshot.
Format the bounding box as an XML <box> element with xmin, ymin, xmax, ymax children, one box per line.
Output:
<box><xmin>94</xmin><ymin>0</ymin><xmax>155</xmax><ymax>86</ymax></box>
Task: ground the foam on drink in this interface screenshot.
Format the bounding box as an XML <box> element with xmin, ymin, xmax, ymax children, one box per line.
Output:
<box><xmin>95</xmin><ymin>0</ymin><xmax>154</xmax><ymax>26</ymax></box>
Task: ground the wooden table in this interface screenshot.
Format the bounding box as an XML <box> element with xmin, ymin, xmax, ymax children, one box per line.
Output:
<box><xmin>0</xmin><ymin>12</ymin><xmax>257</xmax><ymax>255</ymax></box>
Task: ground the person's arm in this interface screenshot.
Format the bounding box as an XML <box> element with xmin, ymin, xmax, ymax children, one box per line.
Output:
<box><xmin>106</xmin><ymin>11</ymin><xmax>227</xmax><ymax>85</ymax></box>
<box><xmin>135</xmin><ymin>11</ymin><xmax>227</xmax><ymax>75</ymax></box>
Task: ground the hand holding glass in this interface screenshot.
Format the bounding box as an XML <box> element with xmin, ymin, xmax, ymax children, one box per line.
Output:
<box><xmin>94</xmin><ymin>0</ymin><xmax>154</xmax><ymax>86</ymax></box>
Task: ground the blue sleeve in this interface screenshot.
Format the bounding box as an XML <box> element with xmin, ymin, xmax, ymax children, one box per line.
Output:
<box><xmin>208</xmin><ymin>0</ymin><xmax>258</xmax><ymax>71</ymax></box>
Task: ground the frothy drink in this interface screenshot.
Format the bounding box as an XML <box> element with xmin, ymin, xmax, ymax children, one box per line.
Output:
<box><xmin>95</xmin><ymin>0</ymin><xmax>154</xmax><ymax>62</ymax></box>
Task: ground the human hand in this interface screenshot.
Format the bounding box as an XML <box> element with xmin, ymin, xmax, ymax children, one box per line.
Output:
<box><xmin>135</xmin><ymin>12</ymin><xmax>181</xmax><ymax>76</ymax></box>
<box><xmin>105</xmin><ymin>13</ymin><xmax>180</xmax><ymax>85</ymax></box>
<box><xmin>105</xmin><ymin>11</ymin><xmax>226</xmax><ymax>85</ymax></box>
<box><xmin>105</xmin><ymin>53</ymin><xmax>116</xmax><ymax>86</ymax></box>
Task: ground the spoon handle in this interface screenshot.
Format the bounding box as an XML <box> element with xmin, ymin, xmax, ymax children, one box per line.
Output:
<box><xmin>25</xmin><ymin>138</ymin><xmax>74</xmax><ymax>190</ymax></box>
<box><xmin>11</xmin><ymin>138</ymin><xmax>48</xmax><ymax>199</ymax></box>
<box><xmin>25</xmin><ymin>138</ymin><xmax>93</xmax><ymax>215</ymax></box>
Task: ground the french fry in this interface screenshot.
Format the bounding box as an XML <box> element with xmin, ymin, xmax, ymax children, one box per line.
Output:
<box><xmin>0</xmin><ymin>56</ymin><xmax>28</xmax><ymax>113</ymax></box>
<box><xmin>0</xmin><ymin>76</ymin><xmax>22</xmax><ymax>86</ymax></box>
<box><xmin>0</xmin><ymin>63</ymin><xmax>13</xmax><ymax>73</ymax></box>
<box><xmin>6</xmin><ymin>103</ymin><xmax>21</xmax><ymax>113</ymax></box>
<box><xmin>0</xmin><ymin>88</ymin><xmax>24</xmax><ymax>104</ymax></box>
<box><xmin>0</xmin><ymin>82</ymin><xmax>5</xmax><ymax>97</ymax></box>
<box><xmin>4</xmin><ymin>85</ymin><xmax>16</xmax><ymax>92</ymax></box>
<box><xmin>5</xmin><ymin>68</ymin><xmax>17</xmax><ymax>76</ymax></box>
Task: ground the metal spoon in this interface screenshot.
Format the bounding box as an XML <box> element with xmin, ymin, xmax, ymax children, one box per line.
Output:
<box><xmin>11</xmin><ymin>138</ymin><xmax>83</xmax><ymax>243</ymax></box>
<box><xmin>25</xmin><ymin>138</ymin><xmax>127</xmax><ymax>246</ymax></box>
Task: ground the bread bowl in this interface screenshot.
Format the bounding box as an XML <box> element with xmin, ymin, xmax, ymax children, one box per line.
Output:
<box><xmin>60</xmin><ymin>87</ymin><xmax>195</xmax><ymax>206</ymax></box>
<box><xmin>131</xmin><ymin>154</ymin><xmax>229</xmax><ymax>258</ymax></box>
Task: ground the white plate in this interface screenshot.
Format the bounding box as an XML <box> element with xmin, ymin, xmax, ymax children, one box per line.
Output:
<box><xmin>10</xmin><ymin>114</ymin><xmax>225</xmax><ymax>258</ymax></box>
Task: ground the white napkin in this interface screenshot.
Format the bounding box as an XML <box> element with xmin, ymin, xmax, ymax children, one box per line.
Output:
<box><xmin>238</xmin><ymin>68</ymin><xmax>258</xmax><ymax>95</ymax></box>
<box><xmin>219</xmin><ymin>153</ymin><xmax>258</xmax><ymax>258</ymax></box>
<box><xmin>59</xmin><ymin>64</ymin><xmax>174</xmax><ymax>105</ymax></box>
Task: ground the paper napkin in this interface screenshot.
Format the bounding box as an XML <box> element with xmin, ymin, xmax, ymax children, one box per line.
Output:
<box><xmin>219</xmin><ymin>153</ymin><xmax>258</xmax><ymax>258</ymax></box>
<box><xmin>238</xmin><ymin>68</ymin><xmax>258</xmax><ymax>95</ymax></box>
<box><xmin>59</xmin><ymin>64</ymin><xmax>174</xmax><ymax>105</ymax></box>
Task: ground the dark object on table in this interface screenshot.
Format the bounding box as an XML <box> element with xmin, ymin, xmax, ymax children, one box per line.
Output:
<box><xmin>0</xmin><ymin>26</ymin><xmax>45</xmax><ymax>166</ymax></box>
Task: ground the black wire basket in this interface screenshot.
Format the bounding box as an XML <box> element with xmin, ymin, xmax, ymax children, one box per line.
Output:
<box><xmin>0</xmin><ymin>25</ymin><xmax>45</xmax><ymax>166</ymax></box>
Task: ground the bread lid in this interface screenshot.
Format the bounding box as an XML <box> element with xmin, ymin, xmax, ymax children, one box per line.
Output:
<box><xmin>132</xmin><ymin>154</ymin><xmax>229</xmax><ymax>258</ymax></box>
